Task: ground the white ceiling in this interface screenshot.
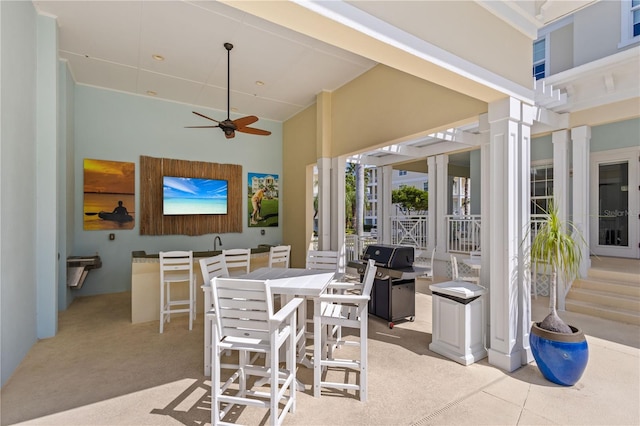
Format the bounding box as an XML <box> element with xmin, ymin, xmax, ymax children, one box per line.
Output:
<box><xmin>32</xmin><ymin>0</ymin><xmax>598</xmax><ymax>166</ymax></box>
<box><xmin>33</xmin><ymin>0</ymin><xmax>376</xmax><ymax>123</ymax></box>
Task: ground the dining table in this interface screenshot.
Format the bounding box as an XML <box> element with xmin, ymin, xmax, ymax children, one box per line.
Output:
<box><xmin>201</xmin><ymin>267</ymin><xmax>338</xmax><ymax>382</ymax></box>
<box><xmin>461</xmin><ymin>257</ymin><xmax>482</xmax><ymax>270</ymax></box>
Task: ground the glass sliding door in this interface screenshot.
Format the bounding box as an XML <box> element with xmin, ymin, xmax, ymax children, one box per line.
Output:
<box><xmin>590</xmin><ymin>149</ymin><xmax>639</xmax><ymax>258</ymax></box>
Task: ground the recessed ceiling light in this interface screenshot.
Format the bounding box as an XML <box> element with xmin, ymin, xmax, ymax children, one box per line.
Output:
<box><xmin>231</xmin><ymin>107</ymin><xmax>238</xmax><ymax>112</ymax></box>
<box><xmin>146</xmin><ymin>90</ymin><xmax>157</xmax><ymax>96</ymax></box>
<box><xmin>255</xmin><ymin>81</ymin><xmax>265</xmax><ymax>86</ymax></box>
<box><xmin>152</xmin><ymin>54</ymin><xmax>165</xmax><ymax>61</ymax></box>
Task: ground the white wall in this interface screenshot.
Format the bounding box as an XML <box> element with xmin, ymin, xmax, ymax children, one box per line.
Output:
<box><xmin>72</xmin><ymin>86</ymin><xmax>284</xmax><ymax>297</ymax></box>
<box><xmin>0</xmin><ymin>0</ymin><xmax>38</xmax><ymax>387</ymax></box>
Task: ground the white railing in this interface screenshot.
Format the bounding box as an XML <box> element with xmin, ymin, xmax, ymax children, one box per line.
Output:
<box><xmin>390</xmin><ymin>215</ymin><xmax>428</xmax><ymax>248</ymax></box>
<box><xmin>446</xmin><ymin>215</ymin><xmax>481</xmax><ymax>253</ymax></box>
<box><xmin>344</xmin><ymin>235</ymin><xmax>377</xmax><ymax>261</ymax></box>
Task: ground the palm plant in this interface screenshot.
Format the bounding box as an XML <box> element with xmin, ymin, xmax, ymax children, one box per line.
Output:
<box><xmin>527</xmin><ymin>200</ymin><xmax>585</xmax><ymax>334</ymax></box>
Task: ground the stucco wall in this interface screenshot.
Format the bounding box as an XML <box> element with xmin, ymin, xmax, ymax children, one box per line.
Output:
<box><xmin>549</xmin><ymin>23</ymin><xmax>574</xmax><ymax>75</ymax></box>
<box><xmin>1</xmin><ymin>0</ymin><xmax>38</xmax><ymax>387</ymax></box>
<box><xmin>73</xmin><ymin>86</ymin><xmax>283</xmax><ymax>296</ymax></box>
<box><xmin>573</xmin><ymin>1</ymin><xmax>622</xmax><ymax>66</ymax></box>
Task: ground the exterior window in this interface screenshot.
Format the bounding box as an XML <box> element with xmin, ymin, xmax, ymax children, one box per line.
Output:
<box><xmin>533</xmin><ymin>38</ymin><xmax>546</xmax><ymax>80</ymax></box>
<box><xmin>531</xmin><ymin>165</ymin><xmax>553</xmax><ymax>217</ymax></box>
<box><xmin>620</xmin><ymin>0</ymin><xmax>640</xmax><ymax>47</ymax></box>
<box><xmin>399</xmin><ymin>170</ymin><xmax>407</xmax><ymax>176</ymax></box>
<box><xmin>423</xmin><ymin>182</ymin><xmax>429</xmax><ymax>191</ymax></box>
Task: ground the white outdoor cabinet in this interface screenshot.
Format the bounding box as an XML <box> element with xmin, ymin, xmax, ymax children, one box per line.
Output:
<box><xmin>429</xmin><ymin>281</ymin><xmax>487</xmax><ymax>365</ymax></box>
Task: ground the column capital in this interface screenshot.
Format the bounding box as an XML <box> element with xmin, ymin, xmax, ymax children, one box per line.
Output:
<box><xmin>551</xmin><ymin>129</ymin><xmax>569</xmax><ymax>145</ymax></box>
<box><xmin>488</xmin><ymin>97</ymin><xmax>521</xmax><ymax>123</ymax></box>
<box><xmin>571</xmin><ymin>125</ymin><xmax>591</xmax><ymax>141</ymax></box>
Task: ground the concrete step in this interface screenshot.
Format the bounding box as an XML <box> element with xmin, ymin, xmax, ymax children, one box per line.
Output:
<box><xmin>572</xmin><ymin>277</ymin><xmax>640</xmax><ymax>298</ymax></box>
<box><xmin>567</xmin><ymin>287</ymin><xmax>640</xmax><ymax>312</ymax></box>
<box><xmin>565</xmin><ymin>299</ymin><xmax>640</xmax><ymax>326</ymax></box>
<box><xmin>588</xmin><ymin>268</ymin><xmax>640</xmax><ymax>285</ymax></box>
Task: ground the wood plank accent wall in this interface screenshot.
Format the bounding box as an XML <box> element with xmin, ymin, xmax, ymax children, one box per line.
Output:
<box><xmin>140</xmin><ymin>156</ymin><xmax>242</xmax><ymax>235</ymax></box>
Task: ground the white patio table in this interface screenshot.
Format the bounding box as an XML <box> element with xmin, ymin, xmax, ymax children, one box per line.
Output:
<box><xmin>202</xmin><ymin>267</ymin><xmax>337</xmax><ymax>381</ymax></box>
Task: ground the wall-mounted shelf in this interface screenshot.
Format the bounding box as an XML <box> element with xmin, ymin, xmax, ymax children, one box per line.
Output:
<box><xmin>67</xmin><ymin>255</ymin><xmax>102</xmax><ymax>289</ymax></box>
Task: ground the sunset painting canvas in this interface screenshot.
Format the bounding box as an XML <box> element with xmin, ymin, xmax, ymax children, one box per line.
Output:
<box><xmin>83</xmin><ymin>159</ymin><xmax>135</xmax><ymax>230</ymax></box>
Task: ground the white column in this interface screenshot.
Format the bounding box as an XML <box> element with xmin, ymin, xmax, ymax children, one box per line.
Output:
<box><xmin>571</xmin><ymin>126</ymin><xmax>591</xmax><ymax>278</ymax></box>
<box><xmin>377</xmin><ymin>165</ymin><xmax>393</xmax><ymax>244</ymax></box>
<box><xmin>436</xmin><ymin>154</ymin><xmax>448</xmax><ymax>253</ymax></box>
<box><xmin>330</xmin><ymin>156</ymin><xmax>346</xmax><ymax>255</ymax></box>
<box><xmin>552</xmin><ymin>130</ymin><xmax>570</xmax><ymax>310</ymax></box>
<box><xmin>552</xmin><ymin>130</ymin><xmax>570</xmax><ymax>220</ymax></box>
<box><xmin>478</xmin><ymin>113</ymin><xmax>490</xmax><ymax>290</ymax></box>
<box><xmin>427</xmin><ymin>156</ymin><xmax>437</xmax><ymax>253</ymax></box>
<box><xmin>317</xmin><ymin>157</ymin><xmax>331</xmax><ymax>251</ymax></box>
<box><xmin>487</xmin><ymin>97</ymin><xmax>533</xmax><ymax>372</ymax></box>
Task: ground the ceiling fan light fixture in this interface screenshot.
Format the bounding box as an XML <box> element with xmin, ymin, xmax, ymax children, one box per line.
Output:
<box><xmin>185</xmin><ymin>42</ymin><xmax>271</xmax><ymax>140</ymax></box>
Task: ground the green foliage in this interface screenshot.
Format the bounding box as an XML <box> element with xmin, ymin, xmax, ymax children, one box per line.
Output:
<box><xmin>392</xmin><ymin>186</ymin><xmax>429</xmax><ymax>214</ymax></box>
<box><xmin>528</xmin><ymin>201</ymin><xmax>583</xmax><ymax>286</ymax></box>
<box><xmin>525</xmin><ymin>200</ymin><xmax>586</xmax><ymax>333</ymax></box>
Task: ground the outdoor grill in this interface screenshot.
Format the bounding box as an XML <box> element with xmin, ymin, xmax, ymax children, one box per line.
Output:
<box><xmin>348</xmin><ymin>244</ymin><xmax>424</xmax><ymax>328</ymax></box>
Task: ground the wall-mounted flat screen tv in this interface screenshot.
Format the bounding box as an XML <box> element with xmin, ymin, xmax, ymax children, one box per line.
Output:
<box><xmin>163</xmin><ymin>176</ymin><xmax>228</xmax><ymax>215</ymax></box>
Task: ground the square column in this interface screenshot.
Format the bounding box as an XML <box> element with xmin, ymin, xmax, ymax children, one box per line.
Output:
<box><xmin>552</xmin><ymin>130</ymin><xmax>570</xmax><ymax>310</ymax></box>
<box><xmin>317</xmin><ymin>157</ymin><xmax>332</xmax><ymax>250</ymax></box>
<box><xmin>427</xmin><ymin>156</ymin><xmax>437</xmax><ymax>253</ymax></box>
<box><xmin>487</xmin><ymin>97</ymin><xmax>534</xmax><ymax>372</ymax></box>
<box><xmin>435</xmin><ymin>154</ymin><xmax>449</xmax><ymax>253</ymax></box>
<box><xmin>330</xmin><ymin>156</ymin><xmax>346</xmax><ymax>254</ymax></box>
<box><xmin>376</xmin><ymin>165</ymin><xmax>394</xmax><ymax>244</ymax></box>
<box><xmin>571</xmin><ymin>126</ymin><xmax>591</xmax><ymax>278</ymax></box>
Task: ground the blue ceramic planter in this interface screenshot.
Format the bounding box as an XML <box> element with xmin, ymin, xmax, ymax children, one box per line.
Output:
<box><xmin>530</xmin><ymin>322</ymin><xmax>589</xmax><ymax>386</ymax></box>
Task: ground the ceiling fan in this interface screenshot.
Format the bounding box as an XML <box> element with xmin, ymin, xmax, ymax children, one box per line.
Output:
<box><xmin>186</xmin><ymin>43</ymin><xmax>271</xmax><ymax>139</ymax></box>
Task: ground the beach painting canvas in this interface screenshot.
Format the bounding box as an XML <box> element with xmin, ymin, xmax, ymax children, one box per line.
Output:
<box><xmin>248</xmin><ymin>172</ymin><xmax>279</xmax><ymax>227</ymax></box>
<box><xmin>83</xmin><ymin>159</ymin><xmax>135</xmax><ymax>230</ymax></box>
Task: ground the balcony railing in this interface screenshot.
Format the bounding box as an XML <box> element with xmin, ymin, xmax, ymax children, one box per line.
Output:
<box><xmin>446</xmin><ymin>215</ymin><xmax>481</xmax><ymax>253</ymax></box>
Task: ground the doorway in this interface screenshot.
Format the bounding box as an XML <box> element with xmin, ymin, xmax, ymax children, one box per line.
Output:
<box><xmin>590</xmin><ymin>148</ymin><xmax>639</xmax><ymax>259</ymax></box>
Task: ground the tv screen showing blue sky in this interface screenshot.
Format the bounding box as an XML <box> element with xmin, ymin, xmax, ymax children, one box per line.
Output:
<box><xmin>163</xmin><ymin>176</ymin><xmax>228</xmax><ymax>215</ymax></box>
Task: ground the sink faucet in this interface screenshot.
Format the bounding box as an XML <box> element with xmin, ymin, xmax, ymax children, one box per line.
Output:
<box><xmin>214</xmin><ymin>236</ymin><xmax>222</xmax><ymax>251</ymax></box>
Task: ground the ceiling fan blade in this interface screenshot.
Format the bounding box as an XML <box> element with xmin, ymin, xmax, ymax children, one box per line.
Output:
<box><xmin>184</xmin><ymin>125</ymin><xmax>220</xmax><ymax>128</ymax></box>
<box><xmin>192</xmin><ymin>111</ymin><xmax>221</xmax><ymax>123</ymax></box>
<box><xmin>233</xmin><ymin>115</ymin><xmax>259</xmax><ymax>129</ymax></box>
<box><xmin>237</xmin><ymin>126</ymin><xmax>271</xmax><ymax>136</ymax></box>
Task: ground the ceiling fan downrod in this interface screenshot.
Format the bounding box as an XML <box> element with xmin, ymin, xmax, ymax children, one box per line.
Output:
<box><xmin>224</xmin><ymin>42</ymin><xmax>233</xmax><ymax>121</ymax></box>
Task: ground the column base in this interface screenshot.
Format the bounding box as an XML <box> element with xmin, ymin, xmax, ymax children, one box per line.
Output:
<box><xmin>488</xmin><ymin>347</ymin><xmax>531</xmax><ymax>372</ymax></box>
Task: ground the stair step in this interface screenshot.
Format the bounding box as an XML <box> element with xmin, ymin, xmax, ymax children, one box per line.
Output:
<box><xmin>588</xmin><ymin>268</ymin><xmax>640</xmax><ymax>285</ymax></box>
<box><xmin>567</xmin><ymin>287</ymin><xmax>640</xmax><ymax>311</ymax></box>
<box><xmin>565</xmin><ymin>299</ymin><xmax>640</xmax><ymax>326</ymax></box>
<box><xmin>572</xmin><ymin>277</ymin><xmax>640</xmax><ymax>297</ymax></box>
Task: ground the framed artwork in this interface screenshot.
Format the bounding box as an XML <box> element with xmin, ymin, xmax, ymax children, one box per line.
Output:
<box><xmin>83</xmin><ymin>159</ymin><xmax>135</xmax><ymax>230</ymax></box>
<box><xmin>248</xmin><ymin>172</ymin><xmax>279</xmax><ymax>227</ymax></box>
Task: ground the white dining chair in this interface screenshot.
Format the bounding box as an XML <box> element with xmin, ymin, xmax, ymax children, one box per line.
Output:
<box><xmin>313</xmin><ymin>259</ymin><xmax>377</xmax><ymax>401</ymax></box>
<box><xmin>268</xmin><ymin>245</ymin><xmax>291</xmax><ymax>268</ymax></box>
<box><xmin>222</xmin><ymin>248</ymin><xmax>251</xmax><ymax>276</ymax></box>
<box><xmin>451</xmin><ymin>254</ymin><xmax>479</xmax><ymax>284</ymax></box>
<box><xmin>198</xmin><ymin>254</ymin><xmax>229</xmax><ymax>376</ymax></box>
<box><xmin>159</xmin><ymin>251</ymin><xmax>195</xmax><ymax>333</ymax></box>
<box><xmin>306</xmin><ymin>249</ymin><xmax>339</xmax><ymax>271</ymax></box>
<box><xmin>414</xmin><ymin>248</ymin><xmax>435</xmax><ymax>281</ymax></box>
<box><xmin>210</xmin><ymin>277</ymin><xmax>302</xmax><ymax>426</ymax></box>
